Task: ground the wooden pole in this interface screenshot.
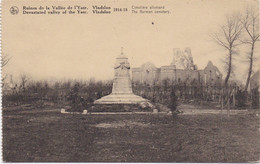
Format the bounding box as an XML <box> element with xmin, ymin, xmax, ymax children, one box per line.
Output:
<box><xmin>233</xmin><ymin>87</ymin><xmax>236</xmax><ymax>108</ymax></box>
<box><xmin>221</xmin><ymin>88</ymin><xmax>223</xmax><ymax>115</ymax></box>
<box><xmin>227</xmin><ymin>86</ymin><xmax>230</xmax><ymax>117</ymax></box>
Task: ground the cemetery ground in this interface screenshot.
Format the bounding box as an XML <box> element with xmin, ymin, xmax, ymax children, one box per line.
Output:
<box><xmin>2</xmin><ymin>104</ymin><xmax>260</xmax><ymax>162</ymax></box>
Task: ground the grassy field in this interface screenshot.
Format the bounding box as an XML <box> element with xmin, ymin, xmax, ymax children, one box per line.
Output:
<box><xmin>2</xmin><ymin>106</ymin><xmax>260</xmax><ymax>162</ymax></box>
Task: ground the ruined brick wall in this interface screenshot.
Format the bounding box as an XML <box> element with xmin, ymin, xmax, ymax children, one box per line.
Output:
<box><xmin>203</xmin><ymin>61</ymin><xmax>222</xmax><ymax>85</ymax></box>
<box><xmin>250</xmin><ymin>70</ymin><xmax>260</xmax><ymax>90</ymax></box>
<box><xmin>132</xmin><ymin>68</ymin><xmax>142</xmax><ymax>83</ymax></box>
<box><xmin>132</xmin><ymin>61</ymin><xmax>222</xmax><ymax>85</ymax></box>
<box><xmin>132</xmin><ymin>48</ymin><xmax>222</xmax><ymax>85</ymax></box>
<box><xmin>132</xmin><ymin>62</ymin><xmax>159</xmax><ymax>84</ymax></box>
<box><xmin>160</xmin><ymin>66</ymin><xmax>175</xmax><ymax>82</ymax></box>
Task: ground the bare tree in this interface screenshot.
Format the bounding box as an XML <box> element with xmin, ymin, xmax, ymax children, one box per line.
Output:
<box><xmin>20</xmin><ymin>74</ymin><xmax>30</xmax><ymax>92</ymax></box>
<box><xmin>211</xmin><ymin>13</ymin><xmax>243</xmax><ymax>87</ymax></box>
<box><xmin>2</xmin><ymin>55</ymin><xmax>12</xmax><ymax>82</ymax></box>
<box><xmin>1</xmin><ymin>55</ymin><xmax>12</xmax><ymax>68</ymax></box>
<box><xmin>240</xmin><ymin>7</ymin><xmax>260</xmax><ymax>91</ymax></box>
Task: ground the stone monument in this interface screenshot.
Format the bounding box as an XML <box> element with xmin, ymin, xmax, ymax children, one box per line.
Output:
<box><xmin>94</xmin><ymin>48</ymin><xmax>149</xmax><ymax>104</ymax></box>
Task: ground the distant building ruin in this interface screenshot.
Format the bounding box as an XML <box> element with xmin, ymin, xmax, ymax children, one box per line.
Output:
<box><xmin>250</xmin><ymin>70</ymin><xmax>260</xmax><ymax>108</ymax></box>
<box><xmin>132</xmin><ymin>47</ymin><xmax>222</xmax><ymax>85</ymax></box>
<box><xmin>250</xmin><ymin>70</ymin><xmax>260</xmax><ymax>91</ymax></box>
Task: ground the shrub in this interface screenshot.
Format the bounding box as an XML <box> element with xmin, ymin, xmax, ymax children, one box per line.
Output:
<box><xmin>251</xmin><ymin>87</ymin><xmax>259</xmax><ymax>109</ymax></box>
<box><xmin>235</xmin><ymin>89</ymin><xmax>247</xmax><ymax>109</ymax></box>
<box><xmin>67</xmin><ymin>83</ymin><xmax>86</xmax><ymax>112</ymax></box>
<box><xmin>167</xmin><ymin>87</ymin><xmax>178</xmax><ymax>113</ymax></box>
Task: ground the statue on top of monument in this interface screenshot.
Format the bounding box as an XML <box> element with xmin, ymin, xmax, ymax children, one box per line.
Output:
<box><xmin>114</xmin><ymin>47</ymin><xmax>130</xmax><ymax>70</ymax></box>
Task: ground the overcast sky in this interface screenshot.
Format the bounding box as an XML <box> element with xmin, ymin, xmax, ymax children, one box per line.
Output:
<box><xmin>2</xmin><ymin>0</ymin><xmax>259</xmax><ymax>83</ymax></box>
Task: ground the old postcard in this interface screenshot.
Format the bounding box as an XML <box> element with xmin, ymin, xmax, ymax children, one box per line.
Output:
<box><xmin>1</xmin><ymin>0</ymin><xmax>260</xmax><ymax>162</ymax></box>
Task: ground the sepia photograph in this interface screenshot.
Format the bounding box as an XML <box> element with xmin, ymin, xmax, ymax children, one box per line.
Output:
<box><xmin>1</xmin><ymin>0</ymin><xmax>260</xmax><ymax>162</ymax></box>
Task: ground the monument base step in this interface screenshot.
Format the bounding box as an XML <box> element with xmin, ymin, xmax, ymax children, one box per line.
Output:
<box><xmin>94</xmin><ymin>93</ymin><xmax>150</xmax><ymax>104</ymax></box>
<box><xmin>88</xmin><ymin>103</ymin><xmax>153</xmax><ymax>113</ymax></box>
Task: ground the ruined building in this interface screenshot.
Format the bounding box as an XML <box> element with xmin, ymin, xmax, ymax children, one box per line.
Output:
<box><xmin>132</xmin><ymin>47</ymin><xmax>222</xmax><ymax>85</ymax></box>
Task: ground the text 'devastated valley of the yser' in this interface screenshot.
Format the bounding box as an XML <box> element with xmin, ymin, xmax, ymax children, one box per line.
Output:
<box><xmin>21</xmin><ymin>5</ymin><xmax>171</xmax><ymax>15</ymax></box>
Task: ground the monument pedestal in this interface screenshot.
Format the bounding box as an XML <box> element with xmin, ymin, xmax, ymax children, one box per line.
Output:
<box><xmin>94</xmin><ymin>50</ymin><xmax>149</xmax><ymax>105</ymax></box>
<box><xmin>94</xmin><ymin>93</ymin><xmax>149</xmax><ymax>104</ymax></box>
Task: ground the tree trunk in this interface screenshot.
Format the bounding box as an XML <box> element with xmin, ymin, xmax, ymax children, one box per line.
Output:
<box><xmin>244</xmin><ymin>43</ymin><xmax>255</xmax><ymax>92</ymax></box>
<box><xmin>224</xmin><ymin>49</ymin><xmax>232</xmax><ymax>87</ymax></box>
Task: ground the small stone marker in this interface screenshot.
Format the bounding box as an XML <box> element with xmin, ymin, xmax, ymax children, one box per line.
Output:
<box><xmin>82</xmin><ymin>110</ymin><xmax>88</xmax><ymax>114</ymax></box>
<box><xmin>140</xmin><ymin>102</ymin><xmax>147</xmax><ymax>108</ymax></box>
<box><xmin>61</xmin><ymin>108</ymin><xmax>66</xmax><ymax>113</ymax></box>
<box><xmin>153</xmin><ymin>109</ymin><xmax>158</xmax><ymax>113</ymax></box>
<box><xmin>61</xmin><ymin>108</ymin><xmax>69</xmax><ymax>114</ymax></box>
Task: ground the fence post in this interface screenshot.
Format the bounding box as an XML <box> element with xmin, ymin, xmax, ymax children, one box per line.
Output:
<box><xmin>227</xmin><ymin>86</ymin><xmax>230</xmax><ymax>117</ymax></box>
<box><xmin>221</xmin><ymin>88</ymin><xmax>223</xmax><ymax>115</ymax></box>
<box><xmin>233</xmin><ymin>87</ymin><xmax>236</xmax><ymax>108</ymax></box>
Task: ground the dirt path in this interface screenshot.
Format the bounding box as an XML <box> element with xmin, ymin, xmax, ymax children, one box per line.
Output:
<box><xmin>178</xmin><ymin>104</ymin><xmax>248</xmax><ymax>115</ymax></box>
